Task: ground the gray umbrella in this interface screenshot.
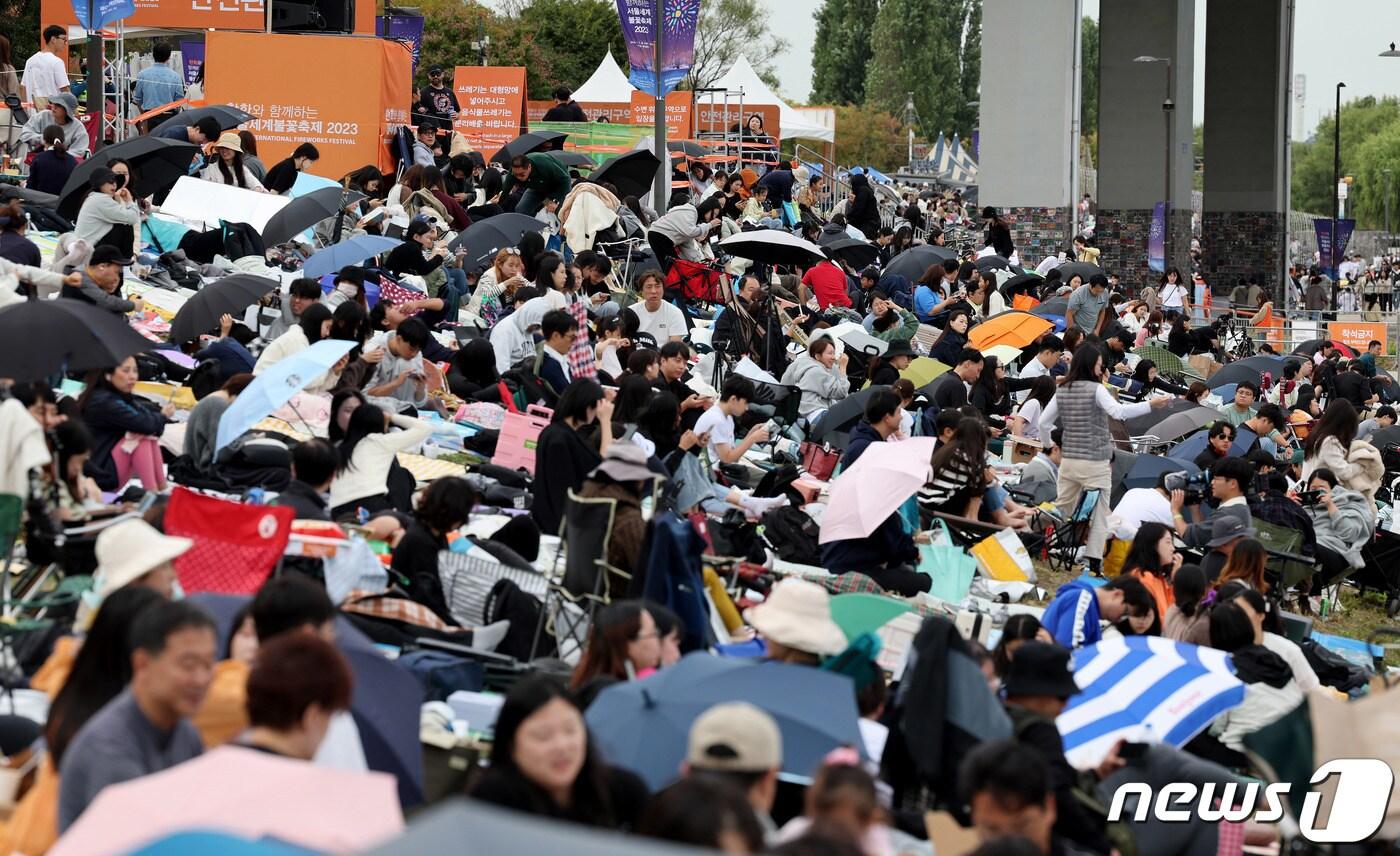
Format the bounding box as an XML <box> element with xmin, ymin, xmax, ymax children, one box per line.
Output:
<box><xmin>1133</xmin><ymin>406</ymin><xmax>1219</xmax><ymax>444</ymax></box>
<box><xmin>363</xmin><ymin>798</ymin><xmax>710</xmax><ymax>856</ymax></box>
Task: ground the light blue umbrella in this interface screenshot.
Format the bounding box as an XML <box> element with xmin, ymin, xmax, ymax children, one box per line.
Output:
<box><xmin>1056</xmin><ymin>636</ymin><xmax>1245</xmax><ymax>770</ymax></box>
<box><xmin>302</xmin><ymin>235</ymin><xmax>400</xmax><ymax>279</ymax></box>
<box><xmin>215</xmin><ymin>339</ymin><xmax>355</xmax><ymax>452</ymax></box>
<box><xmin>585</xmin><ymin>652</ymin><xmax>864</xmax><ymax>790</ymax></box>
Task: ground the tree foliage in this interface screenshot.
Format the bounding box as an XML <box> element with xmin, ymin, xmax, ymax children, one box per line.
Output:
<box><xmin>864</xmin><ymin>0</ymin><xmax>980</xmax><ymax>138</ymax></box>
<box><xmin>834</xmin><ymin>103</ymin><xmax>906</xmax><ymax>172</ymax></box>
<box><xmin>810</xmin><ymin>0</ymin><xmax>876</xmax><ymax>105</ymax></box>
<box><xmin>1080</xmin><ymin>16</ymin><xmax>1098</xmax><ymax>155</ymax></box>
<box><xmin>684</xmin><ymin>0</ymin><xmax>789</xmax><ymax>94</ymax></box>
<box><xmin>1291</xmin><ymin>96</ymin><xmax>1400</xmax><ymax>226</ymax></box>
<box><xmin>4</xmin><ymin>0</ymin><xmax>39</xmax><ymax>71</ymax></box>
<box><xmin>416</xmin><ymin>0</ymin><xmax>623</xmax><ymax>100</ymax></box>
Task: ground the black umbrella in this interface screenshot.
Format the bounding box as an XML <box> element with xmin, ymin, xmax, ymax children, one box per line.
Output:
<box><xmin>1120</xmin><ymin>455</ymin><xmax>1198</xmax><ymax>491</ymax></box>
<box><xmin>169</xmin><ymin>274</ymin><xmax>279</xmax><ymax>344</ymax></box>
<box><xmin>490</xmin><ymin>131</ymin><xmax>569</xmax><ymax>165</ymax></box>
<box><xmin>717</xmin><ymin>230</ymin><xmax>825</xmax><ymax>267</ymax></box>
<box><xmin>0</xmin><ymin>298</ymin><xmax>154</xmax><ymax>380</ymax></box>
<box><xmin>590</xmin><ymin>149</ymin><xmax>663</xmax><ymax>199</ymax></box>
<box><xmin>885</xmin><ymin>244</ymin><xmax>958</xmax><ymax>280</ymax></box>
<box><xmin>823</xmin><ymin>237</ymin><xmax>879</xmax><ymax>269</ymax></box>
<box><xmin>1206</xmin><ymin>355</ymin><xmax>1284</xmax><ymax>390</ymax></box>
<box><xmin>1369</xmin><ymin>425</ymin><xmax>1400</xmax><ymax>450</ymax></box>
<box><xmin>447</xmin><ymin>213</ymin><xmax>546</xmax><ymax>273</ymax></box>
<box><xmin>0</xmin><ymin>184</ymin><xmax>60</xmax><ymax>208</ymax></box>
<box><xmin>999</xmin><ymin>272</ymin><xmax>1042</xmax><ymax>299</ymax></box>
<box><xmin>1125</xmin><ymin>397</ymin><xmax>1207</xmax><ymax>436</ymax></box>
<box><xmin>1056</xmin><ymin>260</ymin><xmax>1106</xmax><ymax>282</ymax></box>
<box><xmin>149</xmin><ymin>104</ymin><xmax>254</xmax><ymax>137</ymax></box>
<box><xmin>1292</xmin><ymin>338</ymin><xmax>1356</xmax><ymax>359</ymax></box>
<box><xmin>260</xmin><ymin>187</ymin><xmax>366</xmax><ymax>247</ymax></box>
<box><xmin>1032</xmin><ymin>297</ymin><xmax>1069</xmax><ymax>318</ymax></box>
<box><xmin>58</xmin><ymin>136</ymin><xmax>200</xmax><ymax>219</ymax></box>
<box><xmin>974</xmin><ymin>254</ymin><xmax>1012</xmax><ymax>273</ymax></box>
<box><xmin>809</xmin><ymin>386</ymin><xmax>891</xmax><ymax>444</ymax></box>
<box><xmin>546</xmin><ymin>150</ymin><xmax>595</xmax><ymax>169</ymax></box>
<box><xmin>667</xmin><ymin>140</ymin><xmax>707</xmax><ymax>158</ymax></box>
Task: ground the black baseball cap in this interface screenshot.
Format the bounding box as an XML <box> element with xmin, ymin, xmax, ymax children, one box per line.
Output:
<box><xmin>1003</xmin><ymin>642</ymin><xmax>1079</xmax><ymax>699</ymax></box>
<box><xmin>428</xmin><ymin>66</ymin><xmax>444</xmax><ymax>75</ymax></box>
<box><xmin>90</xmin><ymin>245</ymin><xmax>132</xmax><ymax>267</ymax></box>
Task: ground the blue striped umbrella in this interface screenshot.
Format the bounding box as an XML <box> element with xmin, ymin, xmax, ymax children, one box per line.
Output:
<box><xmin>1056</xmin><ymin>636</ymin><xmax>1246</xmax><ymax>770</ymax></box>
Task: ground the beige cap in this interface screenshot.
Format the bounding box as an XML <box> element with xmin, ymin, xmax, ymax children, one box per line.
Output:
<box><xmin>745</xmin><ymin>578</ymin><xmax>847</xmax><ymax>656</ymax></box>
<box><xmin>686</xmin><ymin>702</ymin><xmax>782</xmax><ymax>773</ymax></box>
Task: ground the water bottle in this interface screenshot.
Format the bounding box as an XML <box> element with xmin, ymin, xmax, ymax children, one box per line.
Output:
<box><xmin>246</xmin><ymin>487</ymin><xmax>266</xmax><ymax>505</ymax></box>
<box><xmin>1319</xmin><ymin>595</ymin><xmax>1331</xmax><ymax>620</ymax></box>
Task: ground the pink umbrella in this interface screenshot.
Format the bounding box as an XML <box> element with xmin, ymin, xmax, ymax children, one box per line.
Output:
<box><xmin>51</xmin><ymin>746</ymin><xmax>403</xmax><ymax>856</ymax></box>
<box><xmin>818</xmin><ymin>437</ymin><xmax>936</xmax><ymax>544</ymax></box>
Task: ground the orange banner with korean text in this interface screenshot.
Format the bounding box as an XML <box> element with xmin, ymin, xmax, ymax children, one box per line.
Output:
<box><xmin>630</xmin><ymin>91</ymin><xmax>693</xmax><ymax>139</ymax></box>
<box><xmin>694</xmin><ymin>103</ymin><xmax>780</xmax><ymax>140</ymax></box>
<box><xmin>452</xmin><ymin>66</ymin><xmax>527</xmax><ymax>157</ymax></box>
<box><xmin>41</xmin><ymin>0</ymin><xmax>374</xmax><ymax>33</ymax></box>
<box><xmin>1328</xmin><ymin>321</ymin><xmax>1388</xmax><ymax>353</ymax></box>
<box><xmin>205</xmin><ymin>32</ymin><xmax>410</xmax><ymax>179</ymax></box>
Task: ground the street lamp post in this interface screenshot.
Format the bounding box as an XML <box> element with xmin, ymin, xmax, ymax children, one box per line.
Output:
<box><xmin>1134</xmin><ymin>56</ymin><xmax>1173</xmax><ymax>268</ymax></box>
<box><xmin>1334</xmin><ymin>82</ymin><xmax>1346</xmax><ymax>282</ymax></box>
<box><xmin>1385</xmin><ymin>169</ymin><xmax>1394</xmax><ymax>241</ymax></box>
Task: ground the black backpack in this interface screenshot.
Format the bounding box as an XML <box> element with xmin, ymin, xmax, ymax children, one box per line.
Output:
<box><xmin>761</xmin><ymin>506</ymin><xmax>822</xmax><ymax>566</ymax></box>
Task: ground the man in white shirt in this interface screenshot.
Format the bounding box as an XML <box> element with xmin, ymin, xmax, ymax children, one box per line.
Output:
<box><xmin>694</xmin><ymin>375</ymin><xmax>769</xmax><ymax>472</ymax></box>
<box><xmin>1016</xmin><ymin>334</ymin><xmax>1062</xmax><ymax>400</ymax></box>
<box><xmin>20</xmin><ymin>26</ymin><xmax>71</xmax><ymax>108</ymax></box>
<box><xmin>628</xmin><ymin>271</ymin><xmax>687</xmax><ymax>343</ymax></box>
<box><xmin>1111</xmin><ymin>482</ymin><xmax>1175</xmax><ymax>539</ymax></box>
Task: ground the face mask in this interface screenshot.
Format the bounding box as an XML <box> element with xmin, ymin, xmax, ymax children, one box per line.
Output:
<box><xmin>337</xmin><ymin>283</ymin><xmax>358</xmax><ymax>299</ymax></box>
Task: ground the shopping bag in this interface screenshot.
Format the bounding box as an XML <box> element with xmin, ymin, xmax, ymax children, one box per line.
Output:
<box><xmin>800</xmin><ymin>441</ymin><xmax>840</xmax><ymax>481</ymax></box>
<box><xmin>969</xmin><ymin>528</ymin><xmax>1034</xmax><ymax>582</ymax></box>
<box><xmin>781</xmin><ymin>201</ymin><xmax>800</xmax><ymax>228</ymax></box>
<box><xmin>492</xmin><ymin>403</ymin><xmax>552</xmax><ymax>474</ymax></box>
<box><xmin>917</xmin><ymin>519</ymin><xmax>977</xmax><ymax>603</ymax></box>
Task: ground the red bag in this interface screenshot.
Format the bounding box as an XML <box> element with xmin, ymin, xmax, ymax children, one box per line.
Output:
<box><xmin>800</xmin><ymin>441</ymin><xmax>839</xmax><ymax>480</ymax></box>
<box><xmin>165</xmin><ymin>488</ymin><xmax>294</xmax><ymax>595</ymax></box>
<box><xmin>665</xmin><ymin>258</ymin><xmax>724</xmax><ymax>302</ymax></box>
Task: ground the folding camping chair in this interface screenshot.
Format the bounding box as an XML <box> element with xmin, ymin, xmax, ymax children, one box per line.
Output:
<box><xmin>533</xmin><ymin>490</ymin><xmax>622</xmax><ymax>663</ymax></box>
<box><xmin>1252</xmin><ymin>519</ymin><xmax>1315</xmax><ymax>595</ymax></box>
<box><xmin>1044</xmin><ymin>488</ymin><xmax>1102</xmax><ymax>573</ymax></box>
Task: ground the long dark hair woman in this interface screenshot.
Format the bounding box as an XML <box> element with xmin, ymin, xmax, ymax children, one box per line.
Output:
<box><xmin>1303</xmin><ymin>399</ymin><xmax>1359</xmax><ymax>485</ymax></box>
<box><xmin>569</xmin><ymin>601</ymin><xmax>662</xmax><ymax>701</ymax></box>
<box><xmin>929</xmin><ymin>309</ymin><xmax>971</xmax><ymax>367</ymax></box>
<box><xmin>1163</xmin><ymin>564</ymin><xmax>1210</xmax><ymax>645</ymax></box>
<box><xmin>329</xmin><ymin>399</ymin><xmax>433</xmax><ymax>519</ymax></box>
<box><xmin>981</xmin><ymin>206</ymin><xmax>1014</xmax><ymax>259</ymax></box>
<box><xmin>394</xmin><ymin>476</ymin><xmax>477</xmax><ymax>626</ymax></box>
<box><xmin>1120</xmin><ymin>521</ymin><xmax>1179</xmax><ymax>618</ymax></box>
<box><xmin>530</xmin><ymin>380</ymin><xmax>614</xmax><ymax>535</ymax></box>
<box><xmin>77</xmin><ymin>356</ymin><xmax>172</xmax><ymax>493</ymax></box>
<box><xmin>969</xmin><ymin>355</ymin><xmax>1011</xmax><ymax>428</ymax></box>
<box><xmin>202</xmin><ymin>132</ymin><xmax>264</xmax><ymax>191</ymax></box>
<box><xmin>47</xmin><ymin>587</ymin><xmax>166</xmax><ymax>766</ymax></box>
<box><xmin>918</xmin><ymin>416</ymin><xmax>989</xmax><ymax>519</ymax></box>
<box><xmin>1131</xmin><ymin>359</ymin><xmax>1190</xmax><ymax>397</ymax></box>
<box><xmin>469</xmin><ymin>675</ymin><xmax>649</xmax><ymax>829</ymax></box>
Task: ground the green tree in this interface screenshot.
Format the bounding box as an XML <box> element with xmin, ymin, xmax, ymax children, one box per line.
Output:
<box><xmin>1080</xmin><ymin>16</ymin><xmax>1098</xmax><ymax>159</ymax></box>
<box><xmin>685</xmin><ymin>0</ymin><xmax>789</xmax><ymax>93</ymax></box>
<box><xmin>865</xmin><ymin>0</ymin><xmax>977</xmax><ymax>139</ymax></box>
<box><xmin>1346</xmin><ymin>118</ymin><xmax>1400</xmax><ymax>232</ymax></box>
<box><xmin>4</xmin><ymin>0</ymin><xmax>39</xmax><ymax>73</ymax></box>
<box><xmin>417</xmin><ymin>0</ymin><xmax>553</xmax><ymax>93</ymax></box>
<box><xmin>1290</xmin><ymin>96</ymin><xmax>1400</xmax><ymax>221</ymax></box>
<box><xmin>517</xmin><ymin>0</ymin><xmax>626</xmax><ymax>98</ymax></box>
<box><xmin>956</xmin><ymin>0</ymin><xmax>981</xmax><ymax>132</ymax></box>
<box><xmin>834</xmin><ymin>103</ymin><xmax>905</xmax><ymax>171</ymax></box>
<box><xmin>810</xmin><ymin>0</ymin><xmax>876</xmax><ymax>105</ymax></box>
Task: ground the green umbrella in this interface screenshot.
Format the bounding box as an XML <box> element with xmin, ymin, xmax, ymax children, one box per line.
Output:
<box><xmin>1134</xmin><ymin>344</ymin><xmax>1185</xmax><ymax>377</ymax></box>
<box><xmin>829</xmin><ymin>593</ymin><xmax>912</xmax><ymax>641</ymax></box>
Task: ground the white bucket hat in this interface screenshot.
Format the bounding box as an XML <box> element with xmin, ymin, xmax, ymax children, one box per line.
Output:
<box><xmin>93</xmin><ymin>519</ymin><xmax>192</xmax><ymax>603</ymax></box>
<box><xmin>745</xmin><ymin>578</ymin><xmax>847</xmax><ymax>657</ymax></box>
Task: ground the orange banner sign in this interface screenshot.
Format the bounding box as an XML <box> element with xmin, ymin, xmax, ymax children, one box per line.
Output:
<box><xmin>41</xmin><ymin>0</ymin><xmax>374</xmax><ymax>33</ymax></box>
<box><xmin>630</xmin><ymin>90</ymin><xmax>693</xmax><ymax>139</ymax></box>
<box><xmin>1328</xmin><ymin>321</ymin><xmax>1387</xmax><ymax>353</ymax></box>
<box><xmin>452</xmin><ymin>66</ymin><xmax>527</xmax><ymax>155</ymax></box>
<box><xmin>205</xmin><ymin>32</ymin><xmax>411</xmax><ymax>178</ymax></box>
<box><xmin>694</xmin><ymin>103</ymin><xmax>780</xmax><ymax>140</ymax></box>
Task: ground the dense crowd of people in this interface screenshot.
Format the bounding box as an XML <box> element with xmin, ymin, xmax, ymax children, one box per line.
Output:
<box><xmin>0</xmin><ymin>43</ymin><xmax>1396</xmax><ymax>856</ymax></box>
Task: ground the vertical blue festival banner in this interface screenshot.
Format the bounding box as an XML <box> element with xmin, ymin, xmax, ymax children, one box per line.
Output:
<box><xmin>179</xmin><ymin>41</ymin><xmax>204</xmax><ymax>86</ymax></box>
<box><xmin>616</xmin><ymin>0</ymin><xmax>699</xmax><ymax>95</ymax></box>
<box><xmin>1147</xmin><ymin>202</ymin><xmax>1166</xmax><ymax>273</ymax></box>
<box><xmin>1315</xmin><ymin>218</ymin><xmax>1355</xmax><ymax>278</ymax></box>
<box><xmin>72</xmin><ymin>0</ymin><xmax>135</xmax><ymax>30</ymax></box>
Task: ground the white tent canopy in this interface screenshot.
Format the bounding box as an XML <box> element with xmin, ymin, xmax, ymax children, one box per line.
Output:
<box><xmin>712</xmin><ymin>56</ymin><xmax>836</xmax><ymax>143</ymax></box>
<box><xmin>571</xmin><ymin>51</ymin><xmax>638</xmax><ymax>104</ymax></box>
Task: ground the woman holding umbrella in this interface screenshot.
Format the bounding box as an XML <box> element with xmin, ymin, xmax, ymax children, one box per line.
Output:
<box><xmin>929</xmin><ymin>309</ymin><xmax>971</xmax><ymax>366</ymax></box>
<box><xmin>75</xmin><ymin>168</ymin><xmax>141</xmax><ymax>256</ymax></box>
<box><xmin>1131</xmin><ymin>360</ymin><xmax>1190</xmax><ymax>397</ymax></box>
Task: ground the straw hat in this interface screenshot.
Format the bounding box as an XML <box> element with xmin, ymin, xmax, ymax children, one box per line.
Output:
<box><xmin>745</xmin><ymin>578</ymin><xmax>847</xmax><ymax>656</ymax></box>
<box><xmin>93</xmin><ymin>519</ymin><xmax>192</xmax><ymax>603</ymax></box>
<box><xmin>213</xmin><ymin>131</ymin><xmax>244</xmax><ymax>153</ymax></box>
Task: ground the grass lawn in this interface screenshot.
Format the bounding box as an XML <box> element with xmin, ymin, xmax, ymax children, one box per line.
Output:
<box><xmin>1026</xmin><ymin>561</ymin><xmax>1400</xmax><ymax>668</ymax></box>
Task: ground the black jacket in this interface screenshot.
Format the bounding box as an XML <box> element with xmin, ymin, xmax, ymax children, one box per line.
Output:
<box><xmin>541</xmin><ymin>101</ymin><xmax>588</xmax><ymax>122</ymax></box>
<box><xmin>820</xmin><ymin>514</ymin><xmax>924</xmax><ymax>593</ymax></box>
<box><xmin>928</xmin><ymin>372</ymin><xmax>969</xmax><ymax>412</ymax></box>
<box><xmin>530</xmin><ymin>421</ymin><xmax>601</xmax><ymax>535</ymax></box>
<box><xmin>841</xmin><ymin>420</ymin><xmax>884</xmax><ymax>469</ymax></box>
<box><xmin>393</xmin><ymin>520</ymin><xmax>456</xmax><ymax>626</ymax></box>
<box><xmin>755</xmin><ymin>168</ymin><xmax>795</xmax><ymax>204</ymax></box>
<box><xmin>273</xmin><ymin>479</ymin><xmax>331</xmax><ymax>521</ymax></box>
<box><xmin>986</xmin><ymin>221</ymin><xmax>1014</xmax><ymax>258</ymax></box>
<box><xmin>80</xmin><ymin>387</ymin><xmax>169</xmax><ymax>491</ymax></box>
<box><xmin>847</xmin><ymin>174</ymin><xmax>880</xmax><ymax>239</ymax></box>
<box><xmin>930</xmin><ymin>330</ymin><xmax>968</xmax><ymax>367</ymax></box>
